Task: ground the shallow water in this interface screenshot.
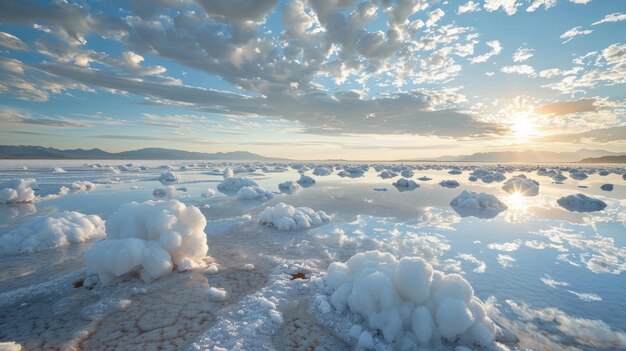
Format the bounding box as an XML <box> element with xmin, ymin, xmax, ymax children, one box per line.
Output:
<box><xmin>0</xmin><ymin>160</ymin><xmax>624</xmax><ymax>350</ymax></box>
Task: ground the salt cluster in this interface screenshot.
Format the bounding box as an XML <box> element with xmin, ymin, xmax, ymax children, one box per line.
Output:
<box><xmin>557</xmin><ymin>194</ymin><xmax>607</xmax><ymax>212</ymax></box>
<box><xmin>501</xmin><ymin>175</ymin><xmax>539</xmax><ymax>196</ymax></box>
<box><xmin>85</xmin><ymin>200</ymin><xmax>208</xmax><ymax>284</ymax></box>
<box><xmin>317</xmin><ymin>251</ymin><xmax>503</xmax><ymax>350</ymax></box>
<box><xmin>236</xmin><ymin>186</ymin><xmax>274</xmax><ymax>201</ymax></box>
<box><xmin>217</xmin><ymin>176</ymin><xmax>258</xmax><ymax>195</ymax></box>
<box><xmin>0</xmin><ymin>178</ymin><xmax>38</xmax><ymax>204</ymax></box>
<box><xmin>450</xmin><ymin>191</ymin><xmax>508</xmax><ymax>219</ymax></box>
<box><xmin>259</xmin><ymin>202</ymin><xmax>331</xmax><ymax>230</ymax></box>
<box><xmin>0</xmin><ymin>211</ymin><xmax>105</xmax><ymax>254</ymax></box>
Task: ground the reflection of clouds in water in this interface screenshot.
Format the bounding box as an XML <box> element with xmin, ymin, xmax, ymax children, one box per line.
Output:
<box><xmin>531</xmin><ymin>225</ymin><xmax>626</xmax><ymax>274</ymax></box>
<box><xmin>487</xmin><ymin>298</ymin><xmax>626</xmax><ymax>351</ymax></box>
<box><xmin>412</xmin><ymin>206</ymin><xmax>460</xmax><ymax>230</ymax></box>
<box><xmin>0</xmin><ymin>203</ymin><xmax>37</xmax><ymax>221</ymax></box>
<box><xmin>457</xmin><ymin>253</ymin><xmax>487</xmax><ymax>273</ymax></box>
<box><xmin>497</xmin><ymin>254</ymin><xmax>516</xmax><ymax>268</ymax></box>
<box><xmin>487</xmin><ymin>242</ymin><xmax>521</xmax><ymax>252</ymax></box>
<box><xmin>306</xmin><ymin>215</ymin><xmax>450</xmax><ymax>265</ymax></box>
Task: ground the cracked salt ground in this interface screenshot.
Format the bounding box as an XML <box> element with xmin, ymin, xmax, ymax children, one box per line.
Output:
<box><xmin>272</xmin><ymin>299</ymin><xmax>350</xmax><ymax>351</ymax></box>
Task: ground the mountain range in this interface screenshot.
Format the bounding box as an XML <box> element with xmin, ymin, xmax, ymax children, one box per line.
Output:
<box><xmin>422</xmin><ymin>149</ymin><xmax>622</xmax><ymax>163</ymax></box>
<box><xmin>0</xmin><ymin>145</ymin><xmax>277</xmax><ymax>160</ymax></box>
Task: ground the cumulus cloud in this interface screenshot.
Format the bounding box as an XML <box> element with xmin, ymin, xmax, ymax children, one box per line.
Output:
<box><xmin>470</xmin><ymin>40</ymin><xmax>502</xmax><ymax>63</ymax></box>
<box><xmin>512</xmin><ymin>47</ymin><xmax>534</xmax><ymax>62</ymax></box>
<box><xmin>484</xmin><ymin>0</ymin><xmax>520</xmax><ymax>15</ymax></box>
<box><xmin>526</xmin><ymin>0</ymin><xmax>557</xmax><ymax>12</ymax></box>
<box><xmin>501</xmin><ymin>64</ymin><xmax>536</xmax><ymax>77</ymax></box>
<box><xmin>458</xmin><ymin>1</ymin><xmax>481</xmax><ymax>14</ymax></box>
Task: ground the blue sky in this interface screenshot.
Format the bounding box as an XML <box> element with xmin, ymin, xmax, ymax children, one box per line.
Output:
<box><xmin>0</xmin><ymin>0</ymin><xmax>624</xmax><ymax>160</ymax></box>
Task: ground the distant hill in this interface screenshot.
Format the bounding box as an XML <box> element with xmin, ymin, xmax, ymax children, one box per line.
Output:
<box><xmin>0</xmin><ymin>145</ymin><xmax>278</xmax><ymax>160</ymax></box>
<box><xmin>416</xmin><ymin>149</ymin><xmax>620</xmax><ymax>163</ymax></box>
<box><xmin>579</xmin><ymin>155</ymin><xmax>626</xmax><ymax>163</ymax></box>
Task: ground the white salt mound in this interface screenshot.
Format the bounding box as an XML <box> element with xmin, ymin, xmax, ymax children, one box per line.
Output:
<box><xmin>502</xmin><ymin>175</ymin><xmax>539</xmax><ymax>196</ymax></box>
<box><xmin>297</xmin><ymin>175</ymin><xmax>316</xmax><ymax>187</ymax></box>
<box><xmin>450</xmin><ymin>191</ymin><xmax>507</xmax><ymax>218</ymax></box>
<box><xmin>53</xmin><ymin>167</ymin><xmax>66</xmax><ymax>173</ymax></box>
<box><xmin>318</xmin><ymin>251</ymin><xmax>501</xmax><ymax>349</ymax></box>
<box><xmin>0</xmin><ymin>178</ymin><xmax>37</xmax><ymax>204</ymax></box>
<box><xmin>439</xmin><ymin>180</ymin><xmax>460</xmax><ymax>188</ymax></box>
<box><xmin>557</xmin><ymin>193</ymin><xmax>607</xmax><ymax>212</ymax></box>
<box><xmin>85</xmin><ymin>200</ymin><xmax>208</xmax><ymax>284</ymax></box>
<box><xmin>153</xmin><ymin>186</ymin><xmax>176</xmax><ymax>198</ymax></box>
<box><xmin>236</xmin><ymin>186</ymin><xmax>273</xmax><ymax>201</ymax></box>
<box><xmin>0</xmin><ymin>211</ymin><xmax>105</xmax><ymax>254</ymax></box>
<box><xmin>202</xmin><ymin>188</ymin><xmax>216</xmax><ymax>198</ymax></box>
<box><xmin>259</xmin><ymin>202</ymin><xmax>331</xmax><ymax>231</ymax></box>
<box><xmin>159</xmin><ymin>170</ymin><xmax>181</xmax><ymax>183</ymax></box>
<box><xmin>278</xmin><ymin>181</ymin><xmax>300</xmax><ymax>194</ymax></box>
<box><xmin>223</xmin><ymin>167</ymin><xmax>234</xmax><ymax>178</ymax></box>
<box><xmin>217</xmin><ymin>176</ymin><xmax>258</xmax><ymax>194</ymax></box>
<box><xmin>392</xmin><ymin>178</ymin><xmax>419</xmax><ymax>190</ymax></box>
<box><xmin>313</xmin><ymin>166</ymin><xmax>333</xmax><ymax>176</ymax></box>
<box><xmin>70</xmin><ymin>181</ymin><xmax>97</xmax><ymax>192</ymax></box>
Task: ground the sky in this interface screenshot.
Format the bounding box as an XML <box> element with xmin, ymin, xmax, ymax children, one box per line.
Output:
<box><xmin>0</xmin><ymin>0</ymin><xmax>624</xmax><ymax>160</ymax></box>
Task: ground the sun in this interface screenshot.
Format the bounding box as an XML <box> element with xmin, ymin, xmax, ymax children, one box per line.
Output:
<box><xmin>513</xmin><ymin>112</ymin><xmax>535</xmax><ymax>141</ymax></box>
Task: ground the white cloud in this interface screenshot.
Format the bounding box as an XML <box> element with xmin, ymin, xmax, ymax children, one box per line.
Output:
<box><xmin>470</xmin><ymin>40</ymin><xmax>502</xmax><ymax>63</ymax></box>
<box><xmin>457</xmin><ymin>1</ymin><xmax>481</xmax><ymax>14</ymax></box>
<box><xmin>501</xmin><ymin>64</ymin><xmax>537</xmax><ymax>77</ymax></box>
<box><xmin>592</xmin><ymin>12</ymin><xmax>626</xmax><ymax>25</ymax></box>
<box><xmin>425</xmin><ymin>9</ymin><xmax>445</xmax><ymax>27</ymax></box>
<box><xmin>526</xmin><ymin>0</ymin><xmax>557</xmax><ymax>12</ymax></box>
<box><xmin>0</xmin><ymin>31</ymin><xmax>28</xmax><ymax>50</ymax></box>
<box><xmin>512</xmin><ymin>47</ymin><xmax>534</xmax><ymax>62</ymax></box>
<box><xmin>560</xmin><ymin>26</ymin><xmax>593</xmax><ymax>44</ymax></box>
<box><xmin>484</xmin><ymin>0</ymin><xmax>520</xmax><ymax>15</ymax></box>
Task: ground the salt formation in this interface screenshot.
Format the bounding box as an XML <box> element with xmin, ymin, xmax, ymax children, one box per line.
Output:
<box><xmin>379</xmin><ymin>170</ymin><xmax>398</xmax><ymax>179</ymax></box>
<box><xmin>153</xmin><ymin>186</ymin><xmax>176</xmax><ymax>198</ymax></box>
<box><xmin>470</xmin><ymin>169</ymin><xmax>506</xmax><ymax>183</ymax></box>
<box><xmin>418</xmin><ymin>176</ymin><xmax>432</xmax><ymax>181</ymax></box>
<box><xmin>259</xmin><ymin>202</ymin><xmax>331</xmax><ymax>230</ymax></box>
<box><xmin>552</xmin><ymin>174</ymin><xmax>567</xmax><ymax>183</ymax></box>
<box><xmin>338</xmin><ymin>166</ymin><xmax>366</xmax><ymax>178</ymax></box>
<box><xmin>439</xmin><ymin>180</ymin><xmax>460</xmax><ymax>188</ymax></box>
<box><xmin>317</xmin><ymin>251</ymin><xmax>502</xmax><ymax>350</ymax></box>
<box><xmin>85</xmin><ymin>200</ymin><xmax>208</xmax><ymax>284</ymax></box>
<box><xmin>223</xmin><ymin>167</ymin><xmax>234</xmax><ymax>178</ymax></box>
<box><xmin>278</xmin><ymin>181</ymin><xmax>300</xmax><ymax>194</ymax></box>
<box><xmin>297</xmin><ymin>174</ymin><xmax>316</xmax><ymax>187</ymax></box>
<box><xmin>502</xmin><ymin>175</ymin><xmax>539</xmax><ymax>196</ymax></box>
<box><xmin>0</xmin><ymin>178</ymin><xmax>37</xmax><ymax>204</ymax></box>
<box><xmin>217</xmin><ymin>176</ymin><xmax>258</xmax><ymax>195</ymax></box>
<box><xmin>313</xmin><ymin>166</ymin><xmax>333</xmax><ymax>176</ymax></box>
<box><xmin>557</xmin><ymin>194</ymin><xmax>607</xmax><ymax>212</ymax></box>
<box><xmin>69</xmin><ymin>181</ymin><xmax>97</xmax><ymax>192</ymax></box>
<box><xmin>401</xmin><ymin>169</ymin><xmax>414</xmax><ymax>178</ymax></box>
<box><xmin>159</xmin><ymin>170</ymin><xmax>181</xmax><ymax>183</ymax></box>
<box><xmin>570</xmin><ymin>171</ymin><xmax>588</xmax><ymax>180</ymax></box>
<box><xmin>600</xmin><ymin>184</ymin><xmax>614</xmax><ymax>191</ymax></box>
<box><xmin>236</xmin><ymin>186</ymin><xmax>274</xmax><ymax>201</ymax></box>
<box><xmin>0</xmin><ymin>211</ymin><xmax>105</xmax><ymax>254</ymax></box>
<box><xmin>448</xmin><ymin>168</ymin><xmax>462</xmax><ymax>175</ymax></box>
<box><xmin>392</xmin><ymin>178</ymin><xmax>419</xmax><ymax>191</ymax></box>
<box><xmin>450</xmin><ymin>191</ymin><xmax>508</xmax><ymax>219</ymax></box>
<box><xmin>53</xmin><ymin>167</ymin><xmax>66</xmax><ymax>173</ymax></box>
<box><xmin>201</xmin><ymin>188</ymin><xmax>216</xmax><ymax>197</ymax></box>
